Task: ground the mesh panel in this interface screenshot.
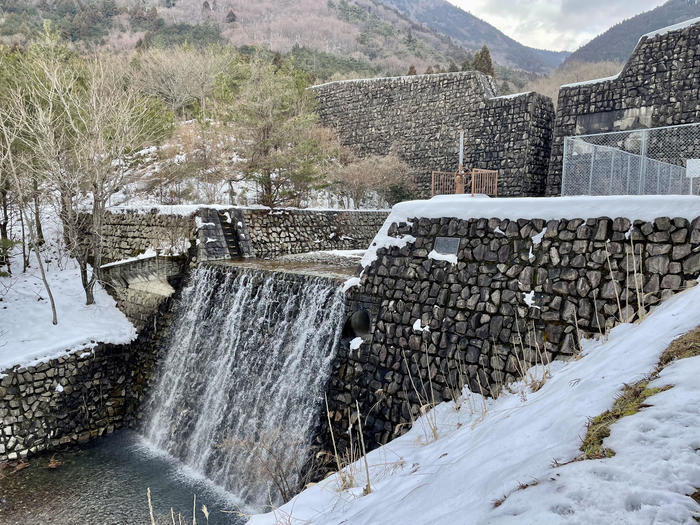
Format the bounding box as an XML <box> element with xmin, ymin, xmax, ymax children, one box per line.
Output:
<box><xmin>561</xmin><ymin>123</ymin><xmax>700</xmax><ymax>196</ymax></box>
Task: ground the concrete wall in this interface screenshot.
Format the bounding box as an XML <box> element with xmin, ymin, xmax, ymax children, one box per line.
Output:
<box><xmin>313</xmin><ymin>72</ymin><xmax>555</xmax><ymax>197</ymax></box>
<box><xmin>324</xmin><ymin>211</ymin><xmax>700</xmax><ymax>450</ymax></box>
<box><xmin>546</xmin><ymin>20</ymin><xmax>700</xmax><ymax>195</ymax></box>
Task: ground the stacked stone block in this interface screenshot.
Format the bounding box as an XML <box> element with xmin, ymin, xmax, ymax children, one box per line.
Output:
<box><xmin>98</xmin><ymin>210</ymin><xmax>195</xmax><ymax>263</ymax></box>
<box><xmin>325</xmin><ymin>213</ymin><xmax>700</xmax><ymax>450</ymax></box>
<box><xmin>232</xmin><ymin>208</ymin><xmax>389</xmax><ymax>258</ymax></box>
<box><xmin>546</xmin><ymin>20</ymin><xmax>700</xmax><ymax>195</ymax></box>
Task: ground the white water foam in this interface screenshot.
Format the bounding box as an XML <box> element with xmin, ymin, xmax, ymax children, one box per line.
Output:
<box><xmin>141</xmin><ymin>265</ymin><xmax>345</xmax><ymax>510</ymax></box>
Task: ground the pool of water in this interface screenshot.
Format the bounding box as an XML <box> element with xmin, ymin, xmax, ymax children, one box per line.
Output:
<box><xmin>0</xmin><ymin>431</ymin><xmax>247</xmax><ymax>525</ymax></box>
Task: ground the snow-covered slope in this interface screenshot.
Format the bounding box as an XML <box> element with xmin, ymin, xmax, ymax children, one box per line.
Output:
<box><xmin>249</xmin><ymin>283</ymin><xmax>700</xmax><ymax>524</ymax></box>
<box><xmin>0</xmin><ymin>262</ymin><xmax>136</xmax><ymax>372</ymax></box>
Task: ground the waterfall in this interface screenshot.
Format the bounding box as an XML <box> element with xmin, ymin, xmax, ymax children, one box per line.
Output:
<box><xmin>141</xmin><ymin>264</ymin><xmax>345</xmax><ymax>508</ymax></box>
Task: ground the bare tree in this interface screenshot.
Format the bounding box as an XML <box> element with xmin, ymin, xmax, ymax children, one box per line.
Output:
<box><xmin>5</xmin><ymin>28</ymin><xmax>171</xmax><ymax>305</ymax></box>
<box><xmin>131</xmin><ymin>45</ymin><xmax>238</xmax><ymax>118</ymax></box>
<box><xmin>0</xmin><ymin>81</ymin><xmax>58</xmax><ymax>324</ymax></box>
<box><xmin>330</xmin><ymin>149</ymin><xmax>415</xmax><ymax>208</ymax></box>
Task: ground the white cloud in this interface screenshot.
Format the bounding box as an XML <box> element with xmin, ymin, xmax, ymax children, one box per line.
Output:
<box><xmin>448</xmin><ymin>0</ymin><xmax>667</xmax><ymax>51</ymax></box>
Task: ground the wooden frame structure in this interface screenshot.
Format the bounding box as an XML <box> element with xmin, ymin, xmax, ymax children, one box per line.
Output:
<box><xmin>431</xmin><ymin>169</ymin><xmax>499</xmax><ymax>197</ymax></box>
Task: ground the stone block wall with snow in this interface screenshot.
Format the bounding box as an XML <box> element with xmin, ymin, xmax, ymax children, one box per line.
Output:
<box><xmin>98</xmin><ymin>210</ymin><xmax>196</xmax><ymax>263</ymax></box>
<box><xmin>325</xmin><ymin>208</ymin><xmax>700</xmax><ymax>451</ymax></box>
<box><xmin>313</xmin><ymin>72</ymin><xmax>555</xmax><ymax>197</ymax></box>
<box><xmin>546</xmin><ymin>19</ymin><xmax>700</xmax><ymax>195</ymax></box>
<box><xmin>231</xmin><ymin>208</ymin><xmax>390</xmax><ymax>258</ymax></box>
<box><xmin>0</xmin><ymin>293</ymin><xmax>176</xmax><ymax>461</ymax></box>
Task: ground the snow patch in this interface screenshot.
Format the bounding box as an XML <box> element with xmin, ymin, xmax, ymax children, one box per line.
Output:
<box><xmin>0</xmin><ymin>265</ymin><xmax>136</xmax><ymax>371</ymax></box>
<box><xmin>523</xmin><ymin>290</ymin><xmax>540</xmax><ymax>309</ymax></box>
<box><xmin>349</xmin><ymin>337</ymin><xmax>363</xmax><ymax>351</ymax></box>
<box><xmin>561</xmin><ymin>73</ymin><xmax>620</xmax><ymax>88</ymax></box>
<box><xmin>428</xmin><ymin>250</ymin><xmax>458</xmax><ymax>265</ymax></box>
<box><xmin>490</xmin><ymin>91</ymin><xmax>533</xmax><ymax>100</ymax></box>
<box><xmin>641</xmin><ymin>16</ymin><xmax>700</xmax><ymax>40</ymax></box>
<box><xmin>412</xmin><ymin>319</ymin><xmax>430</xmax><ymax>333</ymax></box>
<box><xmin>532</xmin><ymin>227</ymin><xmax>547</xmax><ymax>245</ymax></box>
<box><xmin>342</xmin><ymin>277</ymin><xmax>361</xmax><ymax>293</ymax></box>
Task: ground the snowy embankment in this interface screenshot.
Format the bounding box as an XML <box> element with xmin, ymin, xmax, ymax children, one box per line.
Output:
<box><xmin>0</xmin><ymin>262</ymin><xmax>136</xmax><ymax>372</ymax></box>
<box><xmin>249</xmin><ymin>284</ymin><xmax>700</xmax><ymax>525</ymax></box>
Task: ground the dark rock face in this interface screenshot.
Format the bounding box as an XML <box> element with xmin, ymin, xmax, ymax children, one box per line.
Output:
<box><xmin>324</xmin><ymin>214</ymin><xmax>700</xmax><ymax>451</ymax></box>
<box><xmin>546</xmin><ymin>22</ymin><xmax>700</xmax><ymax>195</ymax></box>
<box><xmin>313</xmin><ymin>72</ymin><xmax>555</xmax><ymax>198</ymax></box>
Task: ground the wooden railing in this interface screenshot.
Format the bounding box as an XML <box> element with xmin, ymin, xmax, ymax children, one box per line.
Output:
<box><xmin>431</xmin><ymin>169</ymin><xmax>498</xmax><ymax>197</ymax></box>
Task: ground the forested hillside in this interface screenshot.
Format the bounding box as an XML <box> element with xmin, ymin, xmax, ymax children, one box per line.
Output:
<box><xmin>0</xmin><ymin>0</ymin><xmax>549</xmax><ymax>86</ymax></box>
<box><xmin>0</xmin><ymin>0</ymin><xmax>472</xmax><ymax>79</ymax></box>
<box><xmin>563</xmin><ymin>0</ymin><xmax>700</xmax><ymax>66</ymax></box>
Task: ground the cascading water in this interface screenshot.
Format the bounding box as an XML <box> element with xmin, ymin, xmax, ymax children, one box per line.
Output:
<box><xmin>141</xmin><ymin>264</ymin><xmax>345</xmax><ymax>509</ymax></box>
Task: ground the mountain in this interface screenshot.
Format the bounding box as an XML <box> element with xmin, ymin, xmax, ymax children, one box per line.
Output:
<box><xmin>0</xmin><ymin>0</ymin><xmax>472</xmax><ymax>77</ymax></box>
<box><xmin>376</xmin><ymin>0</ymin><xmax>570</xmax><ymax>73</ymax></box>
<box><xmin>563</xmin><ymin>0</ymin><xmax>700</xmax><ymax>66</ymax></box>
<box><xmin>0</xmin><ymin>0</ymin><xmax>566</xmax><ymax>79</ymax></box>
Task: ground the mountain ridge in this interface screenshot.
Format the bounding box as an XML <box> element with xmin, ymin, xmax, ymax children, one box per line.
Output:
<box><xmin>563</xmin><ymin>0</ymin><xmax>700</xmax><ymax>66</ymax></box>
<box><xmin>375</xmin><ymin>0</ymin><xmax>570</xmax><ymax>73</ymax></box>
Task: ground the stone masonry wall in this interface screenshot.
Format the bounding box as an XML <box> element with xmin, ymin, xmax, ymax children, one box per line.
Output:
<box><xmin>546</xmin><ymin>20</ymin><xmax>700</xmax><ymax>195</ymax></box>
<box><xmin>99</xmin><ymin>210</ymin><xmax>195</xmax><ymax>263</ymax></box>
<box><xmin>324</xmin><ymin>213</ymin><xmax>700</xmax><ymax>450</ymax></box>
<box><xmin>230</xmin><ymin>208</ymin><xmax>389</xmax><ymax>258</ymax></box>
<box><xmin>313</xmin><ymin>72</ymin><xmax>555</xmax><ymax>197</ymax></box>
<box><xmin>0</xmin><ymin>281</ymin><xmax>180</xmax><ymax>461</ymax></box>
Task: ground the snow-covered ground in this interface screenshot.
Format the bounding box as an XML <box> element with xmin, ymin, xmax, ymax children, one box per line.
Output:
<box><xmin>0</xmin><ymin>211</ymin><xmax>136</xmax><ymax>372</ymax></box>
<box><xmin>0</xmin><ymin>261</ymin><xmax>136</xmax><ymax>372</ymax></box>
<box><xmin>249</xmin><ymin>283</ymin><xmax>700</xmax><ymax>525</ymax></box>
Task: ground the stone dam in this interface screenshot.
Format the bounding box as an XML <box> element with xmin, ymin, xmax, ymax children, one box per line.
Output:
<box><xmin>2</xmin><ymin>199</ymin><xmax>699</xmax><ymax>511</ymax></box>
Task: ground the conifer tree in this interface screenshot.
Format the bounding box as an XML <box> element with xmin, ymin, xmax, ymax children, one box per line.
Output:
<box><xmin>424</xmin><ymin>65</ymin><xmax>434</xmax><ymax>74</ymax></box>
<box><xmin>472</xmin><ymin>44</ymin><xmax>494</xmax><ymax>76</ymax></box>
<box><xmin>407</xmin><ymin>64</ymin><xmax>417</xmax><ymax>75</ymax></box>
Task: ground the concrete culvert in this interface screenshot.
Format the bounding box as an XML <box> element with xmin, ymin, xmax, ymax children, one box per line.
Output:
<box><xmin>343</xmin><ymin>310</ymin><xmax>371</xmax><ymax>339</ymax></box>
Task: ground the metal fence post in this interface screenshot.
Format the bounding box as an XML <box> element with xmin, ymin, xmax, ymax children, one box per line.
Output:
<box><xmin>609</xmin><ymin>150</ymin><xmax>615</xmax><ymax>194</ymax></box>
<box><xmin>588</xmin><ymin>146</ymin><xmax>596</xmax><ymax>195</ymax></box>
<box><xmin>561</xmin><ymin>137</ymin><xmax>569</xmax><ymax>195</ymax></box>
<box><xmin>639</xmin><ymin>128</ymin><xmax>648</xmax><ymax>194</ymax></box>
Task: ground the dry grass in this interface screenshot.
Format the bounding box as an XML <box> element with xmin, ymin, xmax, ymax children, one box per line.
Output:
<box><xmin>402</xmin><ymin>348</ymin><xmax>439</xmax><ymax>443</ymax></box>
<box><xmin>580</xmin><ymin>380</ymin><xmax>672</xmax><ymax>460</ymax></box>
<box><xmin>580</xmin><ymin>325</ymin><xmax>700</xmax><ymax>460</ymax></box>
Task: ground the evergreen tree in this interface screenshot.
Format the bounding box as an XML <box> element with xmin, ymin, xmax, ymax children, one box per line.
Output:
<box><xmin>460</xmin><ymin>56</ymin><xmax>472</xmax><ymax>71</ymax></box>
<box><xmin>225</xmin><ymin>9</ymin><xmax>237</xmax><ymax>23</ymax></box>
<box><xmin>407</xmin><ymin>64</ymin><xmax>416</xmax><ymax>75</ymax></box>
<box><xmin>448</xmin><ymin>62</ymin><xmax>459</xmax><ymax>72</ymax></box>
<box><xmin>472</xmin><ymin>44</ymin><xmax>494</xmax><ymax>76</ymax></box>
<box><xmin>424</xmin><ymin>65</ymin><xmax>434</xmax><ymax>75</ymax></box>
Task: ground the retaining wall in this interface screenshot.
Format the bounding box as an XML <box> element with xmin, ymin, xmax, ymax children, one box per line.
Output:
<box><xmin>230</xmin><ymin>208</ymin><xmax>389</xmax><ymax>258</ymax></box>
<box><xmin>546</xmin><ymin>19</ymin><xmax>700</xmax><ymax>195</ymax></box>
<box><xmin>0</xmin><ymin>282</ymin><xmax>179</xmax><ymax>461</ymax></box>
<box><xmin>324</xmin><ymin>202</ymin><xmax>700</xmax><ymax>450</ymax></box>
<box><xmin>313</xmin><ymin>72</ymin><xmax>555</xmax><ymax>197</ymax></box>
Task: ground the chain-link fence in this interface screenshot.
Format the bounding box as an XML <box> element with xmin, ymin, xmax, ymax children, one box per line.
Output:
<box><xmin>561</xmin><ymin>123</ymin><xmax>700</xmax><ymax>196</ymax></box>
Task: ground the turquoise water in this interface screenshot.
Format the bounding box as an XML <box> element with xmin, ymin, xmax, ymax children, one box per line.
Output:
<box><xmin>0</xmin><ymin>431</ymin><xmax>246</xmax><ymax>525</ymax></box>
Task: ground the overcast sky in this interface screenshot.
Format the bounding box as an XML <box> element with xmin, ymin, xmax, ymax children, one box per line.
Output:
<box><xmin>448</xmin><ymin>0</ymin><xmax>668</xmax><ymax>51</ymax></box>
